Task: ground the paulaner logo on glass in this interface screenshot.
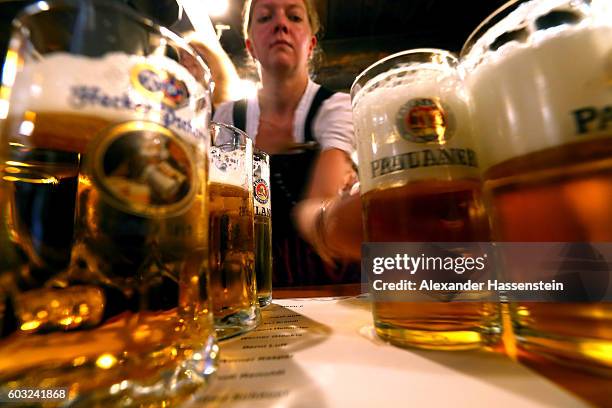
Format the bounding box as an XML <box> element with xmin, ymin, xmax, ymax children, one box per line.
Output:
<box><xmin>372</xmin><ymin>253</ymin><xmax>487</xmax><ymax>275</ymax></box>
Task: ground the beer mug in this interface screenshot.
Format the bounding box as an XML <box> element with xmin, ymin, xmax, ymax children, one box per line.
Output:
<box><xmin>253</xmin><ymin>149</ymin><xmax>273</xmax><ymax>307</ymax></box>
<box><xmin>351</xmin><ymin>49</ymin><xmax>500</xmax><ymax>350</ymax></box>
<box><xmin>209</xmin><ymin>122</ymin><xmax>260</xmax><ymax>339</ymax></box>
<box><xmin>461</xmin><ymin>0</ymin><xmax>612</xmax><ymax>369</ymax></box>
<box><xmin>0</xmin><ymin>0</ymin><xmax>217</xmax><ymax>403</ymax></box>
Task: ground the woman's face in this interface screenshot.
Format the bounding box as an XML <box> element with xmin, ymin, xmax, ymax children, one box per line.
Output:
<box><xmin>246</xmin><ymin>0</ymin><xmax>316</xmax><ymax>75</ymax></box>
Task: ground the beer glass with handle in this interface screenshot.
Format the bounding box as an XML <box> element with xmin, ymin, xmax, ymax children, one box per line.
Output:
<box><xmin>462</xmin><ymin>0</ymin><xmax>612</xmax><ymax>370</ymax></box>
<box><xmin>351</xmin><ymin>49</ymin><xmax>500</xmax><ymax>350</ymax></box>
<box><xmin>253</xmin><ymin>148</ymin><xmax>273</xmax><ymax>307</ymax></box>
<box><xmin>209</xmin><ymin>122</ymin><xmax>260</xmax><ymax>339</ymax></box>
<box><xmin>0</xmin><ymin>0</ymin><xmax>217</xmax><ymax>404</ymax></box>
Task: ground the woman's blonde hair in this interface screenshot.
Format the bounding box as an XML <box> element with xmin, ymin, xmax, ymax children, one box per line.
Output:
<box><xmin>242</xmin><ymin>0</ymin><xmax>321</xmax><ymax>40</ymax></box>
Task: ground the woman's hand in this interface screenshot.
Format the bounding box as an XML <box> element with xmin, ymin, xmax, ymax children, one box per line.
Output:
<box><xmin>185</xmin><ymin>32</ymin><xmax>241</xmax><ymax>107</ymax></box>
<box><xmin>293</xmin><ymin>187</ymin><xmax>363</xmax><ymax>263</ymax></box>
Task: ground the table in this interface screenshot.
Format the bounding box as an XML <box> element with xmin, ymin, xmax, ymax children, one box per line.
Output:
<box><xmin>184</xmin><ymin>286</ymin><xmax>610</xmax><ymax>407</ymax></box>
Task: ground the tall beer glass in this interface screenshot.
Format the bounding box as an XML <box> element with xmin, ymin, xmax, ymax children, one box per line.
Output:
<box><xmin>462</xmin><ymin>0</ymin><xmax>612</xmax><ymax>370</ymax></box>
<box><xmin>0</xmin><ymin>1</ymin><xmax>217</xmax><ymax>403</ymax></box>
<box><xmin>351</xmin><ymin>49</ymin><xmax>500</xmax><ymax>350</ymax></box>
<box><xmin>209</xmin><ymin>122</ymin><xmax>260</xmax><ymax>339</ymax></box>
<box><xmin>253</xmin><ymin>149</ymin><xmax>273</xmax><ymax>307</ymax></box>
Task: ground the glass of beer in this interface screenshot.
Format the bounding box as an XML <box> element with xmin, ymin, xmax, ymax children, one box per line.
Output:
<box><xmin>351</xmin><ymin>49</ymin><xmax>500</xmax><ymax>350</ymax></box>
<box><xmin>209</xmin><ymin>122</ymin><xmax>260</xmax><ymax>339</ymax></box>
<box><xmin>253</xmin><ymin>149</ymin><xmax>273</xmax><ymax>307</ymax></box>
<box><xmin>461</xmin><ymin>0</ymin><xmax>612</xmax><ymax>370</ymax></box>
<box><xmin>0</xmin><ymin>1</ymin><xmax>217</xmax><ymax>403</ymax></box>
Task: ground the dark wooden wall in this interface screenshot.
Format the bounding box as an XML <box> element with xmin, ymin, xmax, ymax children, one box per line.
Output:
<box><xmin>216</xmin><ymin>0</ymin><xmax>509</xmax><ymax>91</ymax></box>
<box><xmin>0</xmin><ymin>0</ymin><xmax>510</xmax><ymax>91</ymax></box>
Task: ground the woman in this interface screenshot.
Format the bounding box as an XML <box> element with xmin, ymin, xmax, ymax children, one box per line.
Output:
<box><xmin>212</xmin><ymin>0</ymin><xmax>359</xmax><ymax>286</ymax></box>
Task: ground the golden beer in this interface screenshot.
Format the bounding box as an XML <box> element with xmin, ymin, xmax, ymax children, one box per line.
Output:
<box><xmin>363</xmin><ymin>180</ymin><xmax>489</xmax><ymax>243</ymax></box>
<box><xmin>209</xmin><ymin>122</ymin><xmax>260</xmax><ymax>339</ymax></box>
<box><xmin>1</xmin><ymin>116</ymin><xmax>215</xmax><ymax>396</ymax></box>
<box><xmin>209</xmin><ymin>181</ymin><xmax>258</xmax><ymax>338</ymax></box>
<box><xmin>0</xmin><ymin>2</ymin><xmax>216</xmax><ymax>401</ymax></box>
<box><xmin>462</xmin><ymin>0</ymin><xmax>612</xmax><ymax>369</ymax></box>
<box><xmin>352</xmin><ymin>49</ymin><xmax>501</xmax><ymax>350</ymax></box>
<box><xmin>483</xmin><ymin>140</ymin><xmax>612</xmax><ymax>243</ymax></box>
<box><xmin>484</xmin><ymin>141</ymin><xmax>612</xmax><ymax>368</ymax></box>
<box><xmin>253</xmin><ymin>149</ymin><xmax>272</xmax><ymax>307</ymax></box>
<box><xmin>254</xmin><ymin>215</ymin><xmax>273</xmax><ymax>306</ymax></box>
<box><xmin>1</xmin><ymin>115</ymin><xmax>80</xmax><ymax>276</ymax></box>
<box><xmin>363</xmin><ymin>180</ymin><xmax>498</xmax><ymax>349</ymax></box>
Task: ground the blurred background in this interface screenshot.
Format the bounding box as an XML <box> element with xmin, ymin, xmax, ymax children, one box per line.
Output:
<box><xmin>214</xmin><ymin>0</ymin><xmax>509</xmax><ymax>90</ymax></box>
<box><xmin>0</xmin><ymin>0</ymin><xmax>509</xmax><ymax>91</ymax></box>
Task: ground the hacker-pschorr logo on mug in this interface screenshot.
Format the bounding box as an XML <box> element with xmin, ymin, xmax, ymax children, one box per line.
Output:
<box><xmin>396</xmin><ymin>98</ymin><xmax>455</xmax><ymax>144</ymax></box>
<box><xmin>130</xmin><ymin>63</ymin><xmax>190</xmax><ymax>108</ymax></box>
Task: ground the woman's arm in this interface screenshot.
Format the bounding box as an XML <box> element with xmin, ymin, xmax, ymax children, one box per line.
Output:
<box><xmin>296</xmin><ymin>148</ymin><xmax>362</xmax><ymax>262</ymax></box>
<box><xmin>294</xmin><ymin>186</ymin><xmax>363</xmax><ymax>263</ymax></box>
<box><xmin>184</xmin><ymin>32</ymin><xmax>241</xmax><ymax>108</ymax></box>
<box><xmin>293</xmin><ymin>88</ymin><xmax>363</xmax><ymax>262</ymax></box>
<box><xmin>306</xmin><ymin>148</ymin><xmax>356</xmax><ymax>198</ymax></box>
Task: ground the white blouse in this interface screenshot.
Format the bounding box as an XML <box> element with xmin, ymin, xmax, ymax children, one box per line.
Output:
<box><xmin>213</xmin><ymin>80</ymin><xmax>356</xmax><ymax>155</ymax></box>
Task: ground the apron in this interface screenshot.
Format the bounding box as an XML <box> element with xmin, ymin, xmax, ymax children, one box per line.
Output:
<box><xmin>232</xmin><ymin>87</ymin><xmax>360</xmax><ymax>287</ymax></box>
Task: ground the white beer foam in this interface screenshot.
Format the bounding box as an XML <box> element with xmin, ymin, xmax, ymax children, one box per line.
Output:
<box><xmin>463</xmin><ymin>0</ymin><xmax>612</xmax><ymax>72</ymax></box>
<box><xmin>352</xmin><ymin>67</ymin><xmax>479</xmax><ymax>194</ymax></box>
<box><xmin>8</xmin><ymin>52</ymin><xmax>207</xmax><ymax>146</ymax></box>
<box><xmin>464</xmin><ymin>17</ymin><xmax>612</xmax><ymax>170</ymax></box>
<box><xmin>209</xmin><ymin>147</ymin><xmax>249</xmax><ymax>188</ymax></box>
<box><xmin>352</xmin><ymin>65</ymin><xmax>454</xmax><ymax>110</ymax></box>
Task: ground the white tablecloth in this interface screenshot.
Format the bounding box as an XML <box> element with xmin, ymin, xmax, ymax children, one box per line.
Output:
<box><xmin>187</xmin><ymin>296</ymin><xmax>587</xmax><ymax>407</ymax></box>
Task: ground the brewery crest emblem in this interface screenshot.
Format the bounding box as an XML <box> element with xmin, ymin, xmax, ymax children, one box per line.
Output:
<box><xmin>254</xmin><ymin>179</ymin><xmax>270</xmax><ymax>205</ymax></box>
<box><xmin>130</xmin><ymin>63</ymin><xmax>190</xmax><ymax>108</ymax></box>
<box><xmin>396</xmin><ymin>98</ymin><xmax>455</xmax><ymax>144</ymax></box>
<box><xmin>89</xmin><ymin>121</ymin><xmax>197</xmax><ymax>218</ymax></box>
